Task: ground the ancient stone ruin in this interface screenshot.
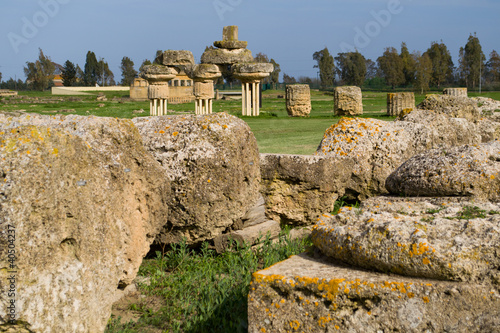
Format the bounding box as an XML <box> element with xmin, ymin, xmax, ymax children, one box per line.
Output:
<box><xmin>386</xmin><ymin>92</ymin><xmax>415</xmax><ymax>116</ymax></box>
<box><xmin>334</xmin><ymin>86</ymin><xmax>363</xmax><ymax>115</ymax></box>
<box><xmin>140</xmin><ymin>26</ymin><xmax>273</xmax><ymax>117</ymax></box>
<box><xmin>443</xmin><ymin>87</ymin><xmax>468</xmax><ymax>97</ymax></box>
<box><xmin>286</xmin><ymin>84</ymin><xmax>312</xmax><ymax>117</ymax></box>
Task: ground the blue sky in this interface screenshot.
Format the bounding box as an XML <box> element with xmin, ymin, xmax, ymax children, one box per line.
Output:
<box><xmin>1</xmin><ymin>0</ymin><xmax>499</xmax><ymax>82</ymax></box>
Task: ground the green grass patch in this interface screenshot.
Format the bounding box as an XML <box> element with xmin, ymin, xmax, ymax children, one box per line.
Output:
<box><xmin>3</xmin><ymin>90</ymin><xmax>500</xmax><ymax>155</ymax></box>
<box><xmin>106</xmin><ymin>230</ymin><xmax>312</xmax><ymax>333</ymax></box>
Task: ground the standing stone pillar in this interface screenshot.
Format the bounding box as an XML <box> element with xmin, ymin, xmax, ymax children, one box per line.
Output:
<box><xmin>443</xmin><ymin>88</ymin><xmax>468</xmax><ymax>97</ymax></box>
<box><xmin>334</xmin><ymin>86</ymin><xmax>363</xmax><ymax>116</ymax></box>
<box><xmin>386</xmin><ymin>92</ymin><xmax>415</xmax><ymax>116</ymax></box>
<box><xmin>232</xmin><ymin>63</ymin><xmax>273</xmax><ymax>116</ymax></box>
<box><xmin>194</xmin><ymin>81</ymin><xmax>215</xmax><ymax>115</ymax></box>
<box><xmin>286</xmin><ymin>84</ymin><xmax>311</xmax><ymax>117</ymax></box>
<box><xmin>141</xmin><ymin>65</ymin><xmax>178</xmax><ymax>116</ymax></box>
<box><xmin>190</xmin><ymin>64</ymin><xmax>221</xmax><ymax>115</ymax></box>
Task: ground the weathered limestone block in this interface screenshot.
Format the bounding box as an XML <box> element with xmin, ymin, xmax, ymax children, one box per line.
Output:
<box><xmin>194</xmin><ymin>81</ymin><xmax>214</xmax><ymax>99</ymax></box>
<box><xmin>316</xmin><ymin>111</ymin><xmax>482</xmax><ymax>199</ymax></box>
<box><xmin>231</xmin><ymin>63</ymin><xmax>274</xmax><ymax>82</ymax></box>
<box><xmin>201</xmin><ymin>48</ymin><xmax>254</xmax><ymax>65</ymax></box>
<box><xmin>140</xmin><ymin>65</ymin><xmax>178</xmax><ymax>83</ymax></box>
<box><xmin>386</xmin><ymin>140</ymin><xmax>500</xmax><ymax>200</ymax></box>
<box><xmin>190</xmin><ymin>64</ymin><xmax>222</xmax><ymax>81</ymax></box>
<box><xmin>248</xmin><ymin>253</ymin><xmax>500</xmax><ymax>333</ymax></box>
<box><xmin>443</xmin><ymin>87</ymin><xmax>468</xmax><ymax>97</ymax></box>
<box><xmin>478</xmin><ymin>115</ymin><xmax>500</xmax><ymax>142</ymax></box>
<box><xmin>418</xmin><ymin>94</ymin><xmax>480</xmax><ymax>120</ymax></box>
<box><xmin>472</xmin><ymin>96</ymin><xmax>500</xmax><ymax>114</ymax></box>
<box><xmin>312</xmin><ymin>197</ymin><xmax>500</xmax><ymax>283</ymax></box>
<box><xmin>214</xmin><ymin>220</ymin><xmax>281</xmax><ymax>253</ymax></box>
<box><xmin>260</xmin><ymin>154</ymin><xmax>353</xmax><ymax>225</ymax></box>
<box><xmin>148</xmin><ymin>84</ymin><xmax>169</xmax><ymax>99</ymax></box>
<box><xmin>286</xmin><ymin>84</ymin><xmax>311</xmax><ymax>117</ymax></box>
<box><xmin>0</xmin><ymin>114</ymin><xmax>169</xmax><ymax>333</ymax></box>
<box><xmin>334</xmin><ymin>86</ymin><xmax>363</xmax><ymax>116</ymax></box>
<box><xmin>156</xmin><ymin>50</ymin><xmax>195</xmax><ymax>68</ymax></box>
<box><xmin>132</xmin><ymin>113</ymin><xmax>261</xmax><ymax>245</ymax></box>
<box><xmin>387</xmin><ymin>92</ymin><xmax>415</xmax><ymax>116</ymax></box>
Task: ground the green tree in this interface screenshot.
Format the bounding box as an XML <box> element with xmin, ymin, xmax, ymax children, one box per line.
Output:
<box><xmin>75</xmin><ymin>65</ymin><xmax>84</xmax><ymax>85</ymax></box>
<box><xmin>139</xmin><ymin>59</ymin><xmax>152</xmax><ymax>73</ymax></box>
<box><xmin>377</xmin><ymin>47</ymin><xmax>404</xmax><ymax>89</ymax></box>
<box><xmin>462</xmin><ymin>33</ymin><xmax>486</xmax><ymax>89</ymax></box>
<box><xmin>97</xmin><ymin>58</ymin><xmax>115</xmax><ymax>86</ymax></box>
<box><xmin>23</xmin><ymin>48</ymin><xmax>55</xmax><ymax>91</ymax></box>
<box><xmin>423</xmin><ymin>41</ymin><xmax>454</xmax><ymax>88</ymax></box>
<box><xmin>335</xmin><ymin>51</ymin><xmax>366</xmax><ymax>86</ymax></box>
<box><xmin>269</xmin><ymin>59</ymin><xmax>281</xmax><ymax>86</ymax></box>
<box><xmin>120</xmin><ymin>56</ymin><xmax>137</xmax><ymax>86</ymax></box>
<box><xmin>283</xmin><ymin>73</ymin><xmax>296</xmax><ymax>84</ymax></box>
<box><xmin>83</xmin><ymin>51</ymin><xmax>99</xmax><ymax>86</ymax></box>
<box><xmin>400</xmin><ymin>42</ymin><xmax>416</xmax><ymax>86</ymax></box>
<box><xmin>0</xmin><ymin>72</ymin><xmax>2</xmax><ymax>83</ymax></box>
<box><xmin>253</xmin><ymin>52</ymin><xmax>269</xmax><ymax>63</ymax></box>
<box><xmin>313</xmin><ymin>47</ymin><xmax>335</xmax><ymax>88</ymax></box>
<box><xmin>486</xmin><ymin>50</ymin><xmax>500</xmax><ymax>83</ymax></box>
<box><xmin>365</xmin><ymin>59</ymin><xmax>378</xmax><ymax>80</ymax></box>
<box><xmin>414</xmin><ymin>52</ymin><xmax>433</xmax><ymax>94</ymax></box>
<box><xmin>61</xmin><ymin>60</ymin><xmax>77</xmax><ymax>86</ymax></box>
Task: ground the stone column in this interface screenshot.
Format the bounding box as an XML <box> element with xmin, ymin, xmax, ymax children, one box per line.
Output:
<box><xmin>386</xmin><ymin>92</ymin><xmax>415</xmax><ymax>116</ymax></box>
<box><xmin>148</xmin><ymin>83</ymin><xmax>169</xmax><ymax>116</ymax></box>
<box><xmin>194</xmin><ymin>81</ymin><xmax>215</xmax><ymax>115</ymax></box>
<box><xmin>190</xmin><ymin>64</ymin><xmax>221</xmax><ymax>115</ymax></box>
<box><xmin>286</xmin><ymin>84</ymin><xmax>312</xmax><ymax>117</ymax></box>
<box><xmin>232</xmin><ymin>63</ymin><xmax>274</xmax><ymax>117</ymax></box>
<box><xmin>140</xmin><ymin>65</ymin><xmax>178</xmax><ymax>116</ymax></box>
<box><xmin>443</xmin><ymin>88</ymin><xmax>468</xmax><ymax>97</ymax></box>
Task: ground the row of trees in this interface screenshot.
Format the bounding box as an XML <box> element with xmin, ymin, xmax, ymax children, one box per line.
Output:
<box><xmin>283</xmin><ymin>33</ymin><xmax>499</xmax><ymax>92</ymax></box>
<box><xmin>0</xmin><ymin>49</ymin><xmax>142</xmax><ymax>91</ymax></box>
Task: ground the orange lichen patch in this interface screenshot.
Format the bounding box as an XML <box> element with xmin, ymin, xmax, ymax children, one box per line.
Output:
<box><xmin>422</xmin><ymin>296</ymin><xmax>430</xmax><ymax>303</ymax></box>
<box><xmin>422</xmin><ymin>258</ymin><xmax>430</xmax><ymax>265</ymax></box>
<box><xmin>159</xmin><ymin>130</ymin><xmax>165</xmax><ymax>134</ymax></box>
<box><xmin>172</xmin><ymin>131</ymin><xmax>179</xmax><ymax>137</ymax></box>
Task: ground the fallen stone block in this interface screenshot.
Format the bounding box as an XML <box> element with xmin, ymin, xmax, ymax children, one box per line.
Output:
<box><xmin>248</xmin><ymin>253</ymin><xmax>500</xmax><ymax>333</ymax></box>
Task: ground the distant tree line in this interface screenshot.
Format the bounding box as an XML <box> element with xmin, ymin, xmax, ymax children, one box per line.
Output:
<box><xmin>280</xmin><ymin>33</ymin><xmax>499</xmax><ymax>93</ymax></box>
<box><xmin>2</xmin><ymin>33</ymin><xmax>499</xmax><ymax>92</ymax></box>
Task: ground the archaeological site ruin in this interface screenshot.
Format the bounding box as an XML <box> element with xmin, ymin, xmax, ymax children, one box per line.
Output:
<box><xmin>1</xmin><ymin>26</ymin><xmax>500</xmax><ymax>333</ymax></box>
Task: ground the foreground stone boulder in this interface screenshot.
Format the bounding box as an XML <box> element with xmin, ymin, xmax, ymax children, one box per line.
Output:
<box><xmin>0</xmin><ymin>114</ymin><xmax>169</xmax><ymax>333</ymax></box>
<box><xmin>248</xmin><ymin>252</ymin><xmax>500</xmax><ymax>333</ymax></box>
<box><xmin>260</xmin><ymin>154</ymin><xmax>353</xmax><ymax>226</ymax></box>
<box><xmin>386</xmin><ymin>140</ymin><xmax>500</xmax><ymax>200</ymax></box>
<box><xmin>312</xmin><ymin>197</ymin><xmax>500</xmax><ymax>283</ymax></box>
<box><xmin>133</xmin><ymin>113</ymin><xmax>260</xmax><ymax>245</ymax></box>
<box><xmin>249</xmin><ymin>196</ymin><xmax>500</xmax><ymax>332</ymax></box>
<box><xmin>316</xmin><ymin>112</ymin><xmax>481</xmax><ymax>199</ymax></box>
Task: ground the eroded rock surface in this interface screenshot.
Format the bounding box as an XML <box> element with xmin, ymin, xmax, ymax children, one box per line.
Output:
<box><xmin>133</xmin><ymin>113</ymin><xmax>260</xmax><ymax>245</ymax></box>
<box><xmin>260</xmin><ymin>154</ymin><xmax>353</xmax><ymax>226</ymax></box>
<box><xmin>248</xmin><ymin>253</ymin><xmax>500</xmax><ymax>333</ymax></box>
<box><xmin>0</xmin><ymin>114</ymin><xmax>169</xmax><ymax>333</ymax></box>
<box><xmin>386</xmin><ymin>140</ymin><xmax>500</xmax><ymax>200</ymax></box>
<box><xmin>312</xmin><ymin>197</ymin><xmax>500</xmax><ymax>283</ymax></box>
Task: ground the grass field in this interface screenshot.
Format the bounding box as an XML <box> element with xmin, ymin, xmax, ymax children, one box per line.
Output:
<box><xmin>6</xmin><ymin>88</ymin><xmax>496</xmax><ymax>154</ymax></box>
